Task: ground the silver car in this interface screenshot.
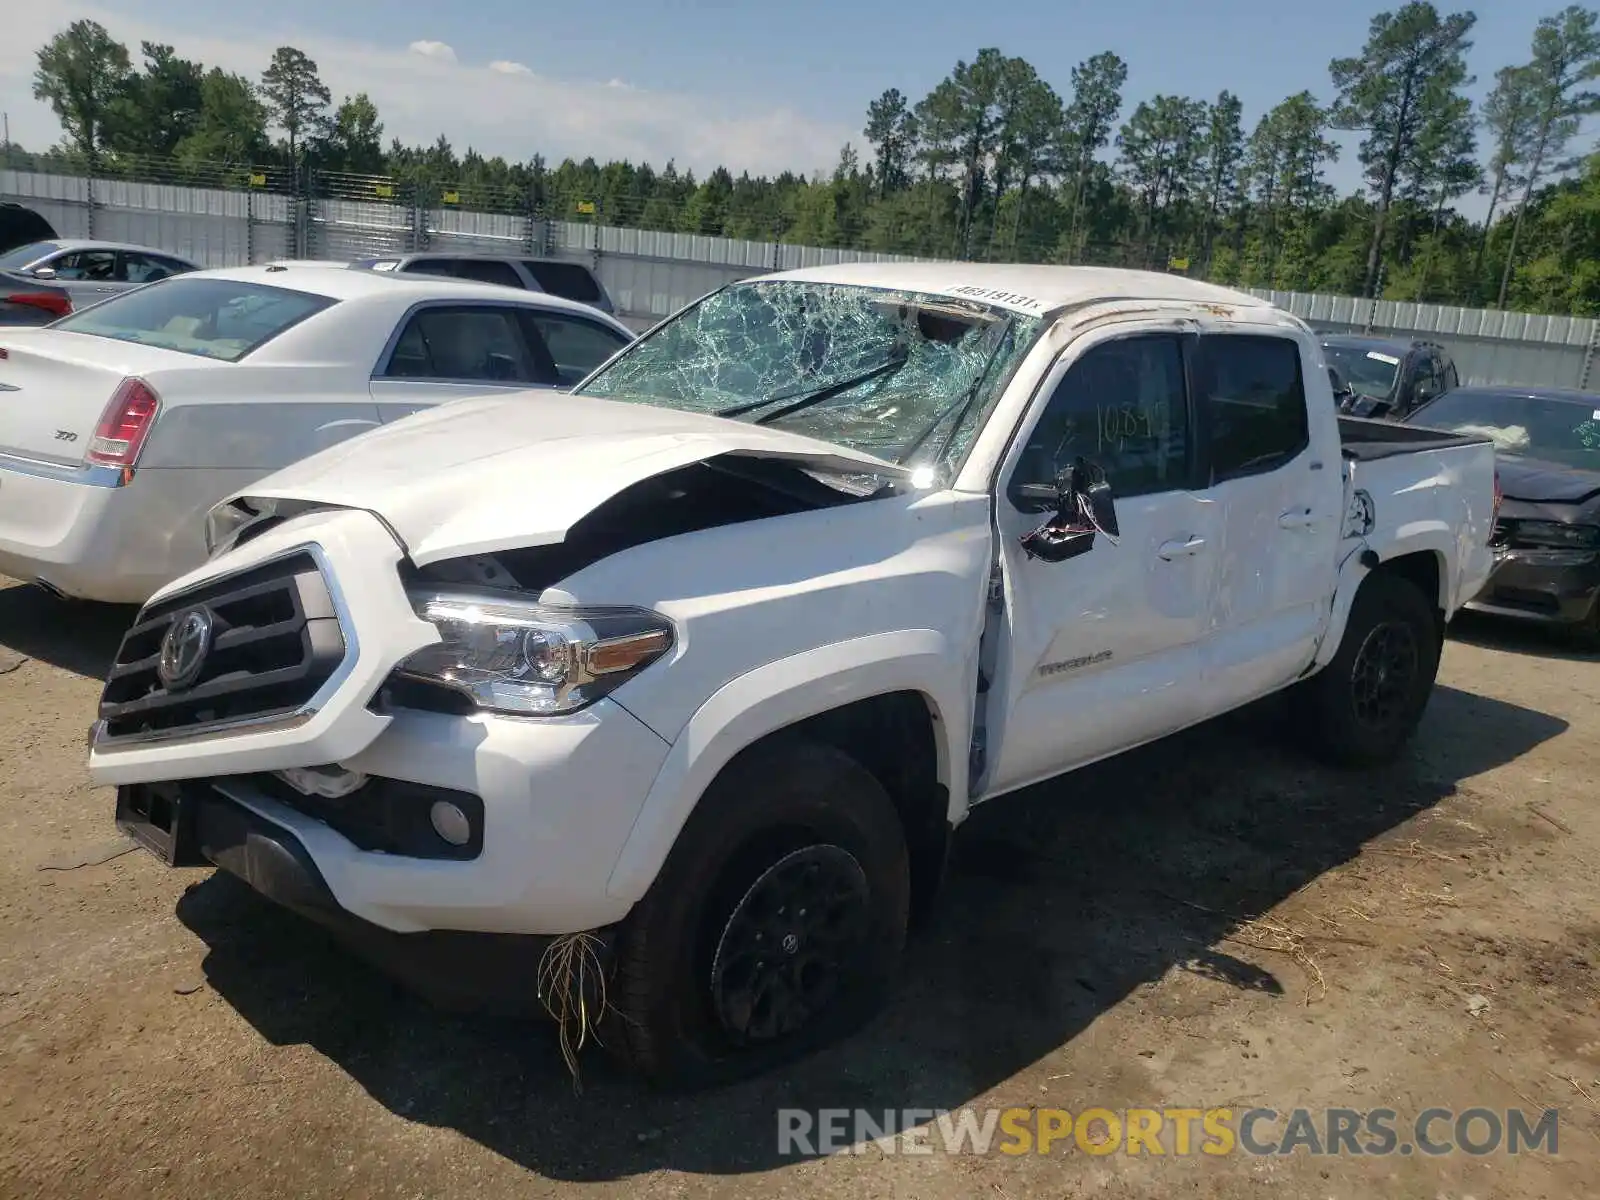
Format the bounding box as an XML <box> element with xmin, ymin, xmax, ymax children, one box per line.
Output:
<box><xmin>347</xmin><ymin>253</ymin><xmax>617</xmax><ymax>314</ymax></box>
<box><xmin>0</xmin><ymin>239</ymin><xmax>201</xmax><ymax>321</ymax></box>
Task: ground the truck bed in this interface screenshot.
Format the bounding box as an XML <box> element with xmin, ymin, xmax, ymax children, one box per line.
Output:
<box><xmin>1338</xmin><ymin>414</ymin><xmax>1492</xmax><ymax>461</ymax></box>
<box><xmin>1337</xmin><ymin>414</ymin><xmax>1498</xmax><ymax>618</ymax></box>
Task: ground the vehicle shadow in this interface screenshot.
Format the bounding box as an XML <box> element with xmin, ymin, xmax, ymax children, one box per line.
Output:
<box><xmin>1447</xmin><ymin>610</ymin><xmax>1598</xmax><ymax>664</ymax></box>
<box><xmin>175</xmin><ymin>683</ymin><xmax>1567</xmax><ymax>1182</ymax></box>
<box><xmin>0</xmin><ymin>580</ymin><xmax>133</xmax><ymax>679</ymax></box>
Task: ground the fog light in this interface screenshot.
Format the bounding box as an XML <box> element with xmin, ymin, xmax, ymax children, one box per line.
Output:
<box><xmin>429</xmin><ymin>800</ymin><xmax>472</xmax><ymax>846</ymax></box>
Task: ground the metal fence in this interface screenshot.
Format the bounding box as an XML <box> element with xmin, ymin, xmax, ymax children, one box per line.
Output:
<box><xmin>3</xmin><ymin>161</ymin><xmax>1595</xmax><ymax>390</ymax></box>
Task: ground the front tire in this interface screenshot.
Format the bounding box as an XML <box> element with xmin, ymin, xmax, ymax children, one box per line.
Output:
<box><xmin>1299</xmin><ymin>572</ymin><xmax>1441</xmax><ymax>768</ymax></box>
<box><xmin>606</xmin><ymin>738</ymin><xmax>910</xmax><ymax>1090</ymax></box>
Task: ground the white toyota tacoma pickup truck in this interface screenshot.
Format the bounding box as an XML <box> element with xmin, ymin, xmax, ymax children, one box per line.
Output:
<box><xmin>87</xmin><ymin>264</ymin><xmax>1498</xmax><ymax>1088</ymax></box>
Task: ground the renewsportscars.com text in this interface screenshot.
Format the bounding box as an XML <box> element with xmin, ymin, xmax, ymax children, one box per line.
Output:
<box><xmin>777</xmin><ymin>1106</ymin><xmax>1561</xmax><ymax>1158</ymax></box>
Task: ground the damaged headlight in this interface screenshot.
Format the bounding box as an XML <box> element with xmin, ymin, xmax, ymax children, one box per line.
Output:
<box><xmin>398</xmin><ymin>591</ymin><xmax>675</xmax><ymax>716</ymax></box>
<box><xmin>1513</xmin><ymin>521</ymin><xmax>1600</xmax><ymax>550</ymax></box>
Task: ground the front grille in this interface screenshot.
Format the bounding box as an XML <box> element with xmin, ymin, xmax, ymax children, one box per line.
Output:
<box><xmin>1489</xmin><ymin>519</ymin><xmax>1514</xmax><ymax>549</ymax></box>
<box><xmin>98</xmin><ymin>552</ymin><xmax>347</xmax><ymax>740</ymax></box>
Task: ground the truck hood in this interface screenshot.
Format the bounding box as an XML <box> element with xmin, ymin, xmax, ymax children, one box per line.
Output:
<box><xmin>229</xmin><ymin>391</ymin><xmax>914</xmax><ymax>565</ymax></box>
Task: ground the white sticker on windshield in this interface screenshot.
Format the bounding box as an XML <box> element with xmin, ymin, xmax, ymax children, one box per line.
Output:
<box><xmin>1366</xmin><ymin>351</ymin><xmax>1401</xmax><ymax>365</ymax></box>
<box><xmin>1592</xmin><ymin>408</ymin><xmax>1600</xmax><ymax>420</ymax></box>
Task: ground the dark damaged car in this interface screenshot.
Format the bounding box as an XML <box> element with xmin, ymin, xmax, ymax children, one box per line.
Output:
<box><xmin>1404</xmin><ymin>385</ymin><xmax>1600</xmax><ymax>642</ymax></box>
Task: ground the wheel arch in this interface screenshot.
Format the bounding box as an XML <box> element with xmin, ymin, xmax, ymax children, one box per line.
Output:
<box><xmin>1315</xmin><ymin>540</ymin><xmax>1448</xmax><ymax>673</ymax></box>
<box><xmin>605</xmin><ymin>630</ymin><xmax>970</xmax><ymax>918</ymax></box>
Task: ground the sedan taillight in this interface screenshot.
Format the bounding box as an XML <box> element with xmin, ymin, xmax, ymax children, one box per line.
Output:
<box><xmin>88</xmin><ymin>378</ymin><xmax>162</xmax><ymax>475</ymax></box>
<box><xmin>2</xmin><ymin>291</ymin><xmax>72</xmax><ymax>317</ymax></box>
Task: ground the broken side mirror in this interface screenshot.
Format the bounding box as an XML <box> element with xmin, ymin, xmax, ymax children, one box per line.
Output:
<box><xmin>1018</xmin><ymin>457</ymin><xmax>1120</xmax><ymax>563</ymax></box>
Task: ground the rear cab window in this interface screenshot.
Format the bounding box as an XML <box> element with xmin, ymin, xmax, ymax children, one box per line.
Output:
<box><xmin>522</xmin><ymin>260</ymin><xmax>603</xmax><ymax>304</ymax></box>
<box><xmin>51</xmin><ymin>278</ymin><xmax>335</xmax><ymax>362</ymax></box>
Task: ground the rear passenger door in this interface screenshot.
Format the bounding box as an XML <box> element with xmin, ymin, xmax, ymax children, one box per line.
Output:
<box><xmin>369</xmin><ymin>303</ymin><xmax>558</xmax><ymax>421</ymax></box>
<box><xmin>1195</xmin><ymin>330</ymin><xmax>1343</xmax><ymax>712</ymax></box>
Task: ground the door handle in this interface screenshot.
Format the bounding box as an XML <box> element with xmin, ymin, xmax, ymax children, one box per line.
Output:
<box><xmin>1278</xmin><ymin>508</ymin><xmax>1316</xmax><ymax>530</ymax></box>
<box><xmin>1158</xmin><ymin>536</ymin><xmax>1206</xmax><ymax>560</ymax></box>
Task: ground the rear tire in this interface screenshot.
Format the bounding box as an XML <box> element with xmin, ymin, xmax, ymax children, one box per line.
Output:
<box><xmin>606</xmin><ymin>738</ymin><xmax>910</xmax><ymax>1090</ymax></box>
<box><xmin>1298</xmin><ymin>572</ymin><xmax>1441</xmax><ymax>768</ymax></box>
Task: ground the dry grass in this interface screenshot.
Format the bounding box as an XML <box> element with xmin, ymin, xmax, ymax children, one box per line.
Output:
<box><xmin>536</xmin><ymin>932</ymin><xmax>612</xmax><ymax>1091</ymax></box>
<box><xmin>1158</xmin><ymin>891</ymin><xmax>1329</xmax><ymax>1005</ymax></box>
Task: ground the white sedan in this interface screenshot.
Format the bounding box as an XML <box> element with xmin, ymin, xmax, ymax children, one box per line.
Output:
<box><xmin>0</xmin><ymin>264</ymin><xmax>635</xmax><ymax>603</ymax></box>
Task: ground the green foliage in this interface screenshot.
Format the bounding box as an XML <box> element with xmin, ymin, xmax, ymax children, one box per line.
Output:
<box><xmin>13</xmin><ymin>10</ymin><xmax>1600</xmax><ymax>318</ymax></box>
<box><xmin>176</xmin><ymin>69</ymin><xmax>270</xmax><ymax>167</ymax></box>
<box><xmin>260</xmin><ymin>46</ymin><xmax>332</xmax><ymax>162</ymax></box>
<box><xmin>31</xmin><ymin>19</ymin><xmax>132</xmax><ymax>159</ymax></box>
<box><xmin>1328</xmin><ymin>2</ymin><xmax>1478</xmax><ymax>297</ymax></box>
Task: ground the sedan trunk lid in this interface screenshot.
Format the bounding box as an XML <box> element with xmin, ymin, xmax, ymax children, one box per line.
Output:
<box><xmin>0</xmin><ymin>329</ymin><xmax>214</xmax><ymax>466</ymax></box>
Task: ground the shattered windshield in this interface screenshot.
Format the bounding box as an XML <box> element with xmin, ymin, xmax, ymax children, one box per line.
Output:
<box><xmin>577</xmin><ymin>281</ymin><xmax>1044</xmax><ymax>473</ymax></box>
<box><xmin>1413</xmin><ymin>391</ymin><xmax>1600</xmax><ymax>470</ymax></box>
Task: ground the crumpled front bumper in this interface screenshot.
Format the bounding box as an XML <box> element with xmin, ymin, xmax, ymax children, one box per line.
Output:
<box><xmin>119</xmin><ymin>777</ymin><xmax>618</xmax><ymax>1016</ymax></box>
<box><xmin>1464</xmin><ymin>546</ymin><xmax>1600</xmax><ymax>626</ymax></box>
<box><xmin>89</xmin><ymin>502</ymin><xmax>675</xmax><ymax>940</ymax></box>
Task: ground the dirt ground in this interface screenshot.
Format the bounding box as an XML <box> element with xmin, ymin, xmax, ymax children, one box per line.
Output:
<box><xmin>0</xmin><ymin>577</ymin><xmax>1597</xmax><ymax>1199</ymax></box>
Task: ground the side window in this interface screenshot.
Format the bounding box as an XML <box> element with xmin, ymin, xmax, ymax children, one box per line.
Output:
<box><xmin>119</xmin><ymin>252</ymin><xmax>174</xmax><ymax>283</ymax></box>
<box><xmin>522</xmin><ymin>313</ymin><xmax>630</xmax><ymax>385</ymax></box>
<box><xmin>49</xmin><ymin>249</ymin><xmax>118</xmax><ymax>281</ymax></box>
<box><xmin>522</xmin><ymin>260</ymin><xmax>603</xmax><ymax>304</ymax></box>
<box><xmin>1197</xmin><ymin>334</ymin><xmax>1310</xmax><ymax>482</ymax></box>
<box><xmin>399</xmin><ymin>258</ymin><xmax>458</xmax><ymax>279</ymax></box>
<box><xmin>381</xmin><ymin>306</ymin><xmax>538</xmax><ymax>382</ymax></box>
<box><xmin>1013</xmin><ymin>333</ymin><xmax>1189</xmax><ymax>500</ymax></box>
<box><xmin>1409</xmin><ymin>355</ymin><xmax>1442</xmax><ymax>410</ymax></box>
<box><xmin>452</xmin><ymin>258</ymin><xmax>525</xmax><ymax>289</ymax></box>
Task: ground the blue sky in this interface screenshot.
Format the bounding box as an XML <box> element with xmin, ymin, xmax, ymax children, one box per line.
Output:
<box><xmin>0</xmin><ymin>0</ymin><xmax>1569</xmax><ymax>214</ymax></box>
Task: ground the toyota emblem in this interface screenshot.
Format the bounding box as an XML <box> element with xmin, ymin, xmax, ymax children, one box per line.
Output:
<box><xmin>157</xmin><ymin>607</ymin><xmax>214</xmax><ymax>691</ymax></box>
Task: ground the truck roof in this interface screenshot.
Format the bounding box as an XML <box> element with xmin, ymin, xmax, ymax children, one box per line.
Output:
<box><xmin>749</xmin><ymin>262</ymin><xmax>1273</xmax><ymax>317</ymax></box>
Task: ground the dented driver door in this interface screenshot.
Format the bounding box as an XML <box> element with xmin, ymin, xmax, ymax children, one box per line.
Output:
<box><xmin>977</xmin><ymin>320</ymin><xmax>1224</xmax><ymax>799</ymax></box>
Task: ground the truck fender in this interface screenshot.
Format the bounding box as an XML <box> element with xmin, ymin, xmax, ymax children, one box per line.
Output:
<box><xmin>604</xmin><ymin>629</ymin><xmax>970</xmax><ymax>905</ymax></box>
<box><xmin>1313</xmin><ymin>525</ymin><xmax>1452</xmax><ymax>673</ymax></box>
